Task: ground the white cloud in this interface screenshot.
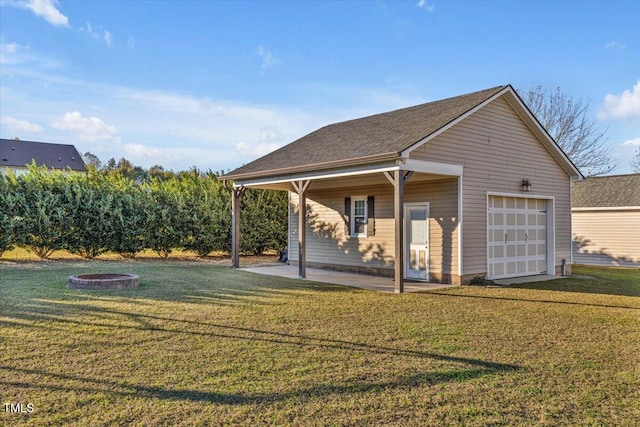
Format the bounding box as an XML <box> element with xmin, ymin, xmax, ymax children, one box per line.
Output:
<box><xmin>51</xmin><ymin>111</ymin><xmax>119</xmax><ymax>142</ymax></box>
<box><xmin>80</xmin><ymin>21</ymin><xmax>112</xmax><ymax>46</ymax></box>
<box><xmin>0</xmin><ymin>42</ymin><xmax>31</xmax><ymax>65</ymax></box>
<box><xmin>234</xmin><ymin>126</ymin><xmax>284</xmax><ymax>157</ymax></box>
<box><xmin>123</xmin><ymin>143</ymin><xmax>174</xmax><ymax>164</ymax></box>
<box><xmin>604</xmin><ymin>41</ymin><xmax>626</xmax><ymax>50</ymax></box>
<box><xmin>416</xmin><ymin>0</ymin><xmax>435</xmax><ymax>12</ymax></box>
<box><xmin>1</xmin><ymin>47</ymin><xmax>425</xmax><ymax>171</ymax></box>
<box><xmin>598</xmin><ymin>81</ymin><xmax>640</xmax><ymax>120</ymax></box>
<box><xmin>257</xmin><ymin>46</ymin><xmax>278</xmax><ymax>73</ymax></box>
<box><xmin>127</xmin><ymin>36</ymin><xmax>136</xmax><ymax>50</ymax></box>
<box><xmin>0</xmin><ymin>0</ymin><xmax>69</xmax><ymax>27</ymax></box>
<box><xmin>103</xmin><ymin>30</ymin><xmax>112</xmax><ymax>46</ymax></box>
<box><xmin>2</xmin><ymin>42</ymin><xmax>18</xmax><ymax>54</ymax></box>
<box><xmin>622</xmin><ymin>137</ymin><xmax>640</xmax><ymax>147</ymax></box>
<box><xmin>0</xmin><ymin>41</ymin><xmax>64</xmax><ymax>69</ymax></box>
<box><xmin>0</xmin><ymin>115</ymin><xmax>43</xmax><ymax>134</ymax></box>
<box><xmin>258</xmin><ymin>126</ymin><xmax>283</xmax><ymax>143</ymax></box>
<box><xmin>0</xmin><ymin>42</ymin><xmax>27</xmax><ymax>64</ymax></box>
<box><xmin>235</xmin><ymin>141</ymin><xmax>281</xmax><ymax>157</ymax></box>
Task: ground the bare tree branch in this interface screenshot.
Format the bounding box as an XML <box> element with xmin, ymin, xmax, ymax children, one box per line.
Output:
<box><xmin>518</xmin><ymin>86</ymin><xmax>616</xmax><ymax>176</ymax></box>
<box><xmin>631</xmin><ymin>147</ymin><xmax>640</xmax><ymax>173</ymax></box>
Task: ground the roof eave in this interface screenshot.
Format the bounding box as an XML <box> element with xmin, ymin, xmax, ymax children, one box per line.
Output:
<box><xmin>221</xmin><ymin>152</ymin><xmax>400</xmax><ymax>182</ymax></box>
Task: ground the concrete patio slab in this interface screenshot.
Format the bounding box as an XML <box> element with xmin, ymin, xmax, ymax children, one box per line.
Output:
<box><xmin>239</xmin><ymin>264</ymin><xmax>454</xmax><ymax>293</ymax></box>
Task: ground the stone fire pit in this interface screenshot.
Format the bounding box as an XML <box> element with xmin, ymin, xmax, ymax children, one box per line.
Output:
<box><xmin>67</xmin><ymin>273</ymin><xmax>139</xmax><ymax>290</ymax></box>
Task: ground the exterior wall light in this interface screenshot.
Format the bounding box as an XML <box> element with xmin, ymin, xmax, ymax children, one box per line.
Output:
<box><xmin>521</xmin><ymin>178</ymin><xmax>532</xmax><ymax>192</ymax></box>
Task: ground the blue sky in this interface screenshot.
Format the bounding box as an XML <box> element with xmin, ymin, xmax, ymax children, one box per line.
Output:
<box><xmin>1</xmin><ymin>0</ymin><xmax>638</xmax><ymax>174</ymax></box>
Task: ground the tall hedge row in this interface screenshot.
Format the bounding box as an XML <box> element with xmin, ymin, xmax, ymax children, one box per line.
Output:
<box><xmin>0</xmin><ymin>165</ymin><xmax>287</xmax><ymax>259</ymax></box>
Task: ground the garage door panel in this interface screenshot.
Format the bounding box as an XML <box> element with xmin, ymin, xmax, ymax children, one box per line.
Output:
<box><xmin>488</xmin><ymin>196</ymin><xmax>547</xmax><ymax>279</ymax></box>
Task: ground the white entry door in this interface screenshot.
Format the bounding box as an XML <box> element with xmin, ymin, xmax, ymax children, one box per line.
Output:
<box><xmin>487</xmin><ymin>196</ymin><xmax>547</xmax><ymax>279</ymax></box>
<box><xmin>405</xmin><ymin>203</ymin><xmax>429</xmax><ymax>280</ymax></box>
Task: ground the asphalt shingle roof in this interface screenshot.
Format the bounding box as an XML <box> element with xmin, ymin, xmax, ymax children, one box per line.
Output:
<box><xmin>572</xmin><ymin>174</ymin><xmax>640</xmax><ymax>207</ymax></box>
<box><xmin>224</xmin><ymin>85</ymin><xmax>507</xmax><ymax>179</ymax></box>
<box><xmin>0</xmin><ymin>139</ymin><xmax>86</xmax><ymax>172</ymax></box>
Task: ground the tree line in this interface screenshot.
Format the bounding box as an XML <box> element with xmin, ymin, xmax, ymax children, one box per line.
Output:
<box><xmin>0</xmin><ymin>162</ymin><xmax>287</xmax><ymax>259</ymax></box>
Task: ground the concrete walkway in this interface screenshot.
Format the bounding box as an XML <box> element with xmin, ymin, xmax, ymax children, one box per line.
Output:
<box><xmin>239</xmin><ymin>264</ymin><xmax>454</xmax><ymax>293</ymax></box>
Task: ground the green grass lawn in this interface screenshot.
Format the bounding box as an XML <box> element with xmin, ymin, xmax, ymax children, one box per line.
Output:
<box><xmin>1</xmin><ymin>262</ymin><xmax>638</xmax><ymax>426</ymax></box>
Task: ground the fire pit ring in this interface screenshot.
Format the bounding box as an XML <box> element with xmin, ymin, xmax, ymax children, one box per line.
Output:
<box><xmin>67</xmin><ymin>273</ymin><xmax>139</xmax><ymax>290</ymax></box>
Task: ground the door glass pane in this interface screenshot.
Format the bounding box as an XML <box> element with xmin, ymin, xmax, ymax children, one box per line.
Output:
<box><xmin>419</xmin><ymin>250</ymin><xmax>426</xmax><ymax>270</ymax></box>
<box><xmin>410</xmin><ymin>210</ymin><xmax>426</xmax><ymax>244</ymax></box>
<box><xmin>410</xmin><ymin>250</ymin><xmax>417</xmax><ymax>269</ymax></box>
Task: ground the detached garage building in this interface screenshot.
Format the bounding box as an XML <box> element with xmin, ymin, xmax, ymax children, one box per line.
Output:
<box><xmin>222</xmin><ymin>85</ymin><xmax>582</xmax><ymax>292</ymax></box>
<box><xmin>572</xmin><ymin>174</ymin><xmax>640</xmax><ymax>267</ymax></box>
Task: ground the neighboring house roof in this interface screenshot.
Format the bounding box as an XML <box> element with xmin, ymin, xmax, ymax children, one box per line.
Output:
<box><xmin>222</xmin><ymin>84</ymin><xmax>581</xmax><ymax>181</ymax></box>
<box><xmin>0</xmin><ymin>138</ymin><xmax>87</xmax><ymax>171</ymax></box>
<box><xmin>572</xmin><ymin>174</ymin><xmax>640</xmax><ymax>208</ymax></box>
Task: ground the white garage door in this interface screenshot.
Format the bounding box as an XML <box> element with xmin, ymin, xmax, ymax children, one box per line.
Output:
<box><xmin>488</xmin><ymin>196</ymin><xmax>547</xmax><ymax>279</ymax></box>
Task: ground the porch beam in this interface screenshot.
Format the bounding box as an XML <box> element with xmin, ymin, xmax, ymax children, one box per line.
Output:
<box><xmin>293</xmin><ymin>179</ymin><xmax>311</xmax><ymax>278</ymax></box>
<box><xmin>384</xmin><ymin>170</ymin><xmax>414</xmax><ymax>187</ymax></box>
<box><xmin>383</xmin><ymin>171</ymin><xmax>395</xmax><ymax>185</ymax></box>
<box><xmin>402</xmin><ymin>171</ymin><xmax>414</xmax><ymax>185</ymax></box>
<box><xmin>231</xmin><ymin>186</ymin><xmax>246</xmax><ymax>268</ymax></box>
<box><xmin>393</xmin><ymin>169</ymin><xmax>404</xmax><ymax>293</ymax></box>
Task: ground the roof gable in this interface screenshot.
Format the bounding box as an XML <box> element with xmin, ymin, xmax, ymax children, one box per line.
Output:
<box><xmin>0</xmin><ymin>139</ymin><xmax>87</xmax><ymax>171</ymax></box>
<box><xmin>222</xmin><ymin>85</ymin><xmax>580</xmax><ymax>181</ymax></box>
<box><xmin>573</xmin><ymin>174</ymin><xmax>640</xmax><ymax>207</ymax></box>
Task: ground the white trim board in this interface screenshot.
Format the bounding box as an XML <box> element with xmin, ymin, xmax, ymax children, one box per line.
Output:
<box><xmin>572</xmin><ymin>206</ymin><xmax>640</xmax><ymax>212</ymax></box>
<box><xmin>457</xmin><ymin>176</ymin><xmax>463</xmax><ymax>277</ymax></box>
<box><xmin>233</xmin><ymin>158</ymin><xmax>462</xmax><ymax>188</ymax></box>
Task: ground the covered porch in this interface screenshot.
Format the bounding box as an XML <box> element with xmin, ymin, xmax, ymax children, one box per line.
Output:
<box><xmin>240</xmin><ymin>264</ymin><xmax>455</xmax><ymax>293</ymax></box>
<box><xmin>226</xmin><ymin>157</ymin><xmax>463</xmax><ymax>293</ymax></box>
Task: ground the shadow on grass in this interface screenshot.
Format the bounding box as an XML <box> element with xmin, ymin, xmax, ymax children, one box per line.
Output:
<box><xmin>2</xmin><ymin>300</ymin><xmax>519</xmax><ymax>371</ymax></box>
<box><xmin>507</xmin><ymin>278</ymin><xmax>640</xmax><ymax>298</ymax></box>
<box><xmin>427</xmin><ymin>290</ymin><xmax>640</xmax><ymax>310</ymax></box>
<box><xmin>1</xmin><ymin>362</ymin><xmax>516</xmax><ymax>405</ymax></box>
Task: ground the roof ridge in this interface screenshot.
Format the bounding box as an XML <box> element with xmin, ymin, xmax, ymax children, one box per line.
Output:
<box><xmin>318</xmin><ymin>85</ymin><xmax>508</xmax><ymax>130</ymax></box>
<box><xmin>577</xmin><ymin>173</ymin><xmax>640</xmax><ymax>180</ymax></box>
<box><xmin>0</xmin><ymin>138</ymin><xmax>78</xmax><ymax>147</ymax></box>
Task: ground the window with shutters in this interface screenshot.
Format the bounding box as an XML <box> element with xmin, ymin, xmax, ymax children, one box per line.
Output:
<box><xmin>345</xmin><ymin>195</ymin><xmax>374</xmax><ymax>238</ymax></box>
<box><xmin>351</xmin><ymin>197</ymin><xmax>367</xmax><ymax>237</ymax></box>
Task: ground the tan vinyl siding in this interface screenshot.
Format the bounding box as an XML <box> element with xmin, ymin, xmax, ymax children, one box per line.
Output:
<box><xmin>406</xmin><ymin>178</ymin><xmax>459</xmax><ymax>275</ymax></box>
<box><xmin>410</xmin><ymin>97</ymin><xmax>572</xmax><ymax>275</ymax></box>
<box><xmin>289</xmin><ymin>177</ymin><xmax>459</xmax><ymax>276</ymax></box>
<box><xmin>572</xmin><ymin>209</ymin><xmax>640</xmax><ymax>267</ymax></box>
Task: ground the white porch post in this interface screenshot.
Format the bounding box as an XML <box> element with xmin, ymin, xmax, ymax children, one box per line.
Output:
<box><xmin>384</xmin><ymin>170</ymin><xmax>414</xmax><ymax>293</ymax></box>
<box><xmin>393</xmin><ymin>170</ymin><xmax>404</xmax><ymax>293</ymax></box>
<box><xmin>292</xmin><ymin>180</ymin><xmax>311</xmax><ymax>278</ymax></box>
<box><xmin>231</xmin><ymin>186</ymin><xmax>245</xmax><ymax>268</ymax></box>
